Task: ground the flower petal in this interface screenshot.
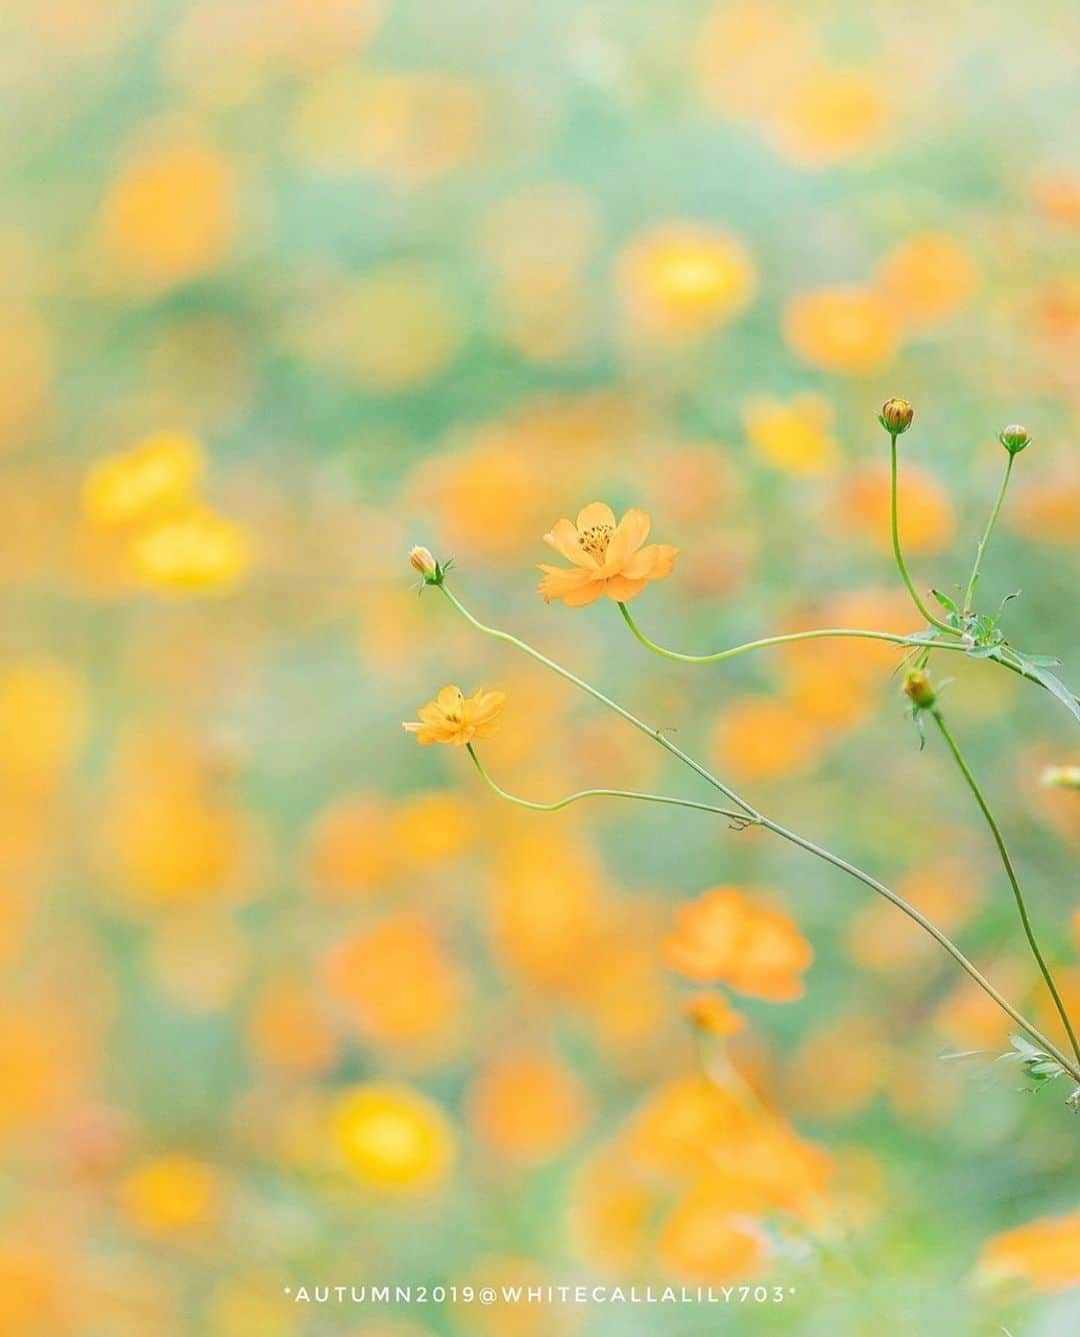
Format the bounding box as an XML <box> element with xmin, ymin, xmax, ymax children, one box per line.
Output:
<box><xmin>575</xmin><ymin>501</ymin><xmax>616</xmax><ymax>532</ymax></box>
<box><xmin>621</xmin><ymin>543</ymin><xmax>679</xmax><ymax>581</ymax></box>
<box><xmin>561</xmin><ymin>579</ymin><xmax>605</xmax><ymax>607</ymax></box>
<box><xmin>604</xmin><ymin>508</ymin><xmax>651</xmax><ymax>572</ymax></box>
<box><xmin>543</xmin><ymin>517</ymin><xmax>597</xmax><ymax>568</ymax></box>
<box><xmin>436</xmin><ymin>684</ymin><xmax>464</xmax><ymax>711</ymax></box>
<box><xmin>603</xmin><ymin>575</ymin><xmax>648</xmax><ymax>602</ymax></box>
<box><xmin>537</xmin><ymin>564</ymin><xmax>595</xmax><ymax>604</ymax></box>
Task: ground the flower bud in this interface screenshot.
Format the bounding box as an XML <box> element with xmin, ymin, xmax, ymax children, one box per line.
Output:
<box><xmin>999</xmin><ymin>424</ymin><xmax>1031</xmax><ymax>455</ymax></box>
<box><xmin>1040</xmin><ymin>764</ymin><xmax>1080</xmax><ymax>791</ymax></box>
<box><xmin>903</xmin><ymin>669</ymin><xmax>936</xmax><ymax>710</ymax></box>
<box><xmin>879</xmin><ymin>398</ymin><xmax>914</xmax><ymax>435</ymax></box>
<box><xmin>409</xmin><ymin>545</ymin><xmax>439</xmax><ymax>580</ymax></box>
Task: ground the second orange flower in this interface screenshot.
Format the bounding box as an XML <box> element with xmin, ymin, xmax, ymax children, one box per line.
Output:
<box><xmin>537</xmin><ymin>502</ymin><xmax>678</xmax><ymax>607</ymax></box>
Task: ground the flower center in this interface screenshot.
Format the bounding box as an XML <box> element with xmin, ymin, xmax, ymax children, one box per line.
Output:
<box><xmin>579</xmin><ymin>523</ymin><xmax>614</xmax><ymax>559</ymax></box>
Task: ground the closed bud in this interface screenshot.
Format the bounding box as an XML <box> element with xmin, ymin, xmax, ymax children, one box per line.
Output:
<box><xmin>879</xmin><ymin>398</ymin><xmax>914</xmax><ymax>435</ymax></box>
<box><xmin>409</xmin><ymin>545</ymin><xmax>439</xmax><ymax>580</ymax></box>
<box><xmin>903</xmin><ymin>669</ymin><xmax>936</xmax><ymax>710</ymax></box>
<box><xmin>999</xmin><ymin>424</ymin><xmax>1031</xmax><ymax>455</ymax></box>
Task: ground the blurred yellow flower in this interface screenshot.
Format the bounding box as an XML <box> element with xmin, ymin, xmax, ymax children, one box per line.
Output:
<box><xmin>83</xmin><ymin>431</ymin><xmax>203</xmax><ymax>529</ymax></box>
<box><xmin>662</xmin><ymin>886</ymin><xmax>813</xmax><ymax>1001</ymax></box>
<box><xmin>538</xmin><ymin>502</ymin><xmax>678</xmax><ymax>606</ymax></box>
<box><xmin>0</xmin><ymin>658</ymin><xmax>86</xmax><ymax>796</ymax></box>
<box><xmin>877</xmin><ymin>233</ymin><xmax>979</xmax><ymax>328</ymax></box>
<box><xmin>333</xmin><ymin>1083</ymin><xmax>455</xmax><ymax>1192</ymax></box>
<box><xmin>742</xmin><ymin>393</ymin><xmax>839</xmax><ymax>476</ymax></box>
<box><xmin>784</xmin><ymin>285</ymin><xmax>900</xmax><ymax>374</ymax></box>
<box><xmin>770</xmin><ymin>68</ymin><xmax>889</xmax><ymax>166</ymax></box>
<box><xmin>616</xmin><ymin>224</ymin><xmax>756</xmax><ymax>338</ymax></box>
<box><xmin>403</xmin><ymin>684</ymin><xmax>505</xmax><ymax>746</ymax></box>
<box><xmin>99</xmin><ymin>137</ymin><xmax>236</xmax><ymax>287</ymax></box>
<box><xmin>131</xmin><ymin>506</ymin><xmax>252</xmax><ymax>593</ymax></box>
<box><xmin>977</xmin><ymin>1212</ymin><xmax>1080</xmax><ymax>1291</ymax></box>
<box><xmin>392</xmin><ymin>791</ymin><xmax>475</xmax><ymax>866</ymax></box>
<box><xmin>468</xmin><ymin>1051</ymin><xmax>590</xmax><ymax>1165</ymax></box>
<box><xmin>119</xmin><ymin>1154</ymin><xmax>218</xmax><ymax>1234</ymax></box>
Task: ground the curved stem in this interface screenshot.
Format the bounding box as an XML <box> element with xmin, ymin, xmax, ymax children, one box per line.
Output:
<box><xmin>465</xmin><ymin>744</ymin><xmax>754</xmax><ymax>825</ymax></box>
<box><xmin>618</xmin><ymin>602</ymin><xmax>961</xmax><ymax>665</ymax></box>
<box><xmin>438</xmin><ymin>583</ymin><xmax>760</xmax><ymax>819</ymax></box>
<box><xmin>930</xmin><ymin>708</ymin><xmax>1080</xmax><ymax>1068</ymax></box>
<box><xmin>963</xmin><ymin>454</ymin><xmax>1014</xmax><ymax>618</ymax></box>
<box><xmin>435</xmin><ymin>580</ymin><xmax>1080</xmax><ymax>1084</ymax></box>
<box><xmin>756</xmin><ymin>811</ymin><xmax>1079</xmax><ymax>1080</ymax></box>
<box><xmin>890</xmin><ymin>433</ymin><xmax>953</xmax><ymax>633</ymax></box>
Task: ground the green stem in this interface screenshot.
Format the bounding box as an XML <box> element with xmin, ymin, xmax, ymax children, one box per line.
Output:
<box><xmin>618</xmin><ymin>602</ymin><xmax>961</xmax><ymax>665</ymax></box>
<box><xmin>435</xmin><ymin>580</ymin><xmax>1080</xmax><ymax>1084</ymax></box>
<box><xmin>931</xmin><ymin>708</ymin><xmax>1080</xmax><ymax>1069</ymax></box>
<box><xmin>439</xmin><ymin>583</ymin><xmax>760</xmax><ymax>819</ymax></box>
<box><xmin>890</xmin><ymin>433</ymin><xmax>953</xmax><ymax>634</ymax></box>
<box><xmin>962</xmin><ymin>454</ymin><xmax>1014</xmax><ymax>618</ymax></box>
<box><xmin>465</xmin><ymin>743</ymin><xmax>754</xmax><ymax>825</ymax></box>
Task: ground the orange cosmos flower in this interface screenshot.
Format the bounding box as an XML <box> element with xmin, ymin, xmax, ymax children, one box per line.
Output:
<box><xmin>403</xmin><ymin>684</ymin><xmax>505</xmax><ymax>746</ymax></box>
<box><xmin>977</xmin><ymin>1211</ymin><xmax>1080</xmax><ymax>1292</ymax></box>
<box><xmin>537</xmin><ymin>502</ymin><xmax>678</xmax><ymax>606</ymax></box>
<box><xmin>662</xmin><ymin>886</ymin><xmax>813</xmax><ymax>1001</ymax></box>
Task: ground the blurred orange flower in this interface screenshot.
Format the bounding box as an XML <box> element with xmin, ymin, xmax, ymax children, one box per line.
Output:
<box><xmin>831</xmin><ymin>462</ymin><xmax>955</xmax><ymax>555</ymax></box>
<box><xmin>977</xmin><ymin>1212</ymin><xmax>1080</xmax><ymax>1291</ymax></box>
<box><xmin>538</xmin><ymin>502</ymin><xmax>678</xmax><ymax>606</ymax></box>
<box><xmin>784</xmin><ymin>286</ymin><xmax>900</xmax><ymax>375</ymax></box>
<box><xmin>403</xmin><ymin>684</ymin><xmax>505</xmax><ymax>746</ymax></box>
<box><xmin>119</xmin><ymin>1154</ymin><xmax>218</xmax><ymax>1234</ymax></box>
<box><xmin>99</xmin><ymin>137</ymin><xmax>236</xmax><ymax>288</ymax></box>
<box><xmin>711</xmin><ymin>696</ymin><xmax>824</xmax><ymax>780</ymax></box>
<box><xmin>305</xmin><ymin>794</ymin><xmax>397</xmax><ymax>899</ymax></box>
<box><xmin>322</xmin><ymin>912</ymin><xmax>465</xmax><ymax>1059</ymax></box>
<box><xmin>876</xmin><ymin>233</ymin><xmax>979</xmax><ymax>328</ymax></box>
<box><xmin>686</xmin><ymin>992</ymin><xmax>745</xmax><ymax>1037</ymax></box>
<box><xmin>657</xmin><ymin>1194</ymin><xmax>765</xmax><ymax>1281</ymax></box>
<box><xmin>662</xmin><ymin>887</ymin><xmax>813</xmax><ymax>1001</ymax></box>
<box><xmin>742</xmin><ymin>393</ymin><xmax>839</xmax><ymax>476</ymax></box>
<box><xmin>468</xmin><ymin>1052</ymin><xmax>591</xmax><ymax>1165</ymax></box>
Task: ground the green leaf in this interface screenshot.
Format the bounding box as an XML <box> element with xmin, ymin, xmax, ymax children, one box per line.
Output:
<box><xmin>993</xmin><ymin>651</ymin><xmax>1080</xmax><ymax>725</ymax></box>
<box><xmin>931</xmin><ymin>588</ymin><xmax>959</xmax><ymax>614</ymax></box>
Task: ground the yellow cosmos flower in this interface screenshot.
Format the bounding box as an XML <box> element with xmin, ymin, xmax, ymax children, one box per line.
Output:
<box><xmin>333</xmin><ymin>1082</ymin><xmax>456</xmax><ymax>1193</ymax></box>
<box><xmin>403</xmin><ymin>685</ymin><xmax>505</xmax><ymax>746</ymax></box>
<box><xmin>538</xmin><ymin>502</ymin><xmax>678</xmax><ymax>607</ymax></box>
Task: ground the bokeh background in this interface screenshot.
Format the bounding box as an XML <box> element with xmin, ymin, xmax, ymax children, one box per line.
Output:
<box><xmin>2</xmin><ymin>1</ymin><xmax>1079</xmax><ymax>1334</ymax></box>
